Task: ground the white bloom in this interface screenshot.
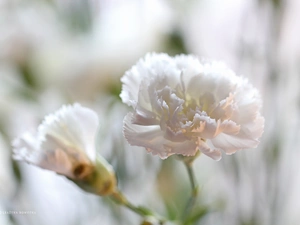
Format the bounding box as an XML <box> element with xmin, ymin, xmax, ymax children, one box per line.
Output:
<box><xmin>12</xmin><ymin>104</ymin><xmax>98</xmax><ymax>179</ymax></box>
<box><xmin>12</xmin><ymin>104</ymin><xmax>116</xmax><ymax>196</ymax></box>
<box><xmin>120</xmin><ymin>53</ymin><xmax>264</xmax><ymax>160</ymax></box>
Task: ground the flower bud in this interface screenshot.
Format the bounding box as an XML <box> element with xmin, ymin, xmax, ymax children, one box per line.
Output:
<box><xmin>12</xmin><ymin>104</ymin><xmax>117</xmax><ymax>196</ymax></box>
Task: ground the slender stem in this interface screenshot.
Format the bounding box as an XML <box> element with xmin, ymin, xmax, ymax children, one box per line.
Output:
<box><xmin>110</xmin><ymin>189</ymin><xmax>166</xmax><ymax>224</ymax></box>
<box><xmin>181</xmin><ymin>161</ymin><xmax>199</xmax><ymax>223</ymax></box>
<box><xmin>186</xmin><ymin>163</ymin><xmax>197</xmax><ymax>191</ymax></box>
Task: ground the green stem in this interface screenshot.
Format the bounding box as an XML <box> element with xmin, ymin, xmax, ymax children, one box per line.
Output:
<box><xmin>110</xmin><ymin>189</ymin><xmax>167</xmax><ymax>224</ymax></box>
<box><xmin>181</xmin><ymin>161</ymin><xmax>199</xmax><ymax>223</ymax></box>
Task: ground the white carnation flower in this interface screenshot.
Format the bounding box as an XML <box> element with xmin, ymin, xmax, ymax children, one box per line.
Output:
<box><xmin>12</xmin><ymin>104</ymin><xmax>116</xmax><ymax>195</ymax></box>
<box><xmin>120</xmin><ymin>53</ymin><xmax>264</xmax><ymax>160</ymax></box>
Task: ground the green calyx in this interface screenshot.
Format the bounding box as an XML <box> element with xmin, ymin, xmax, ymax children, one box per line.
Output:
<box><xmin>70</xmin><ymin>155</ymin><xmax>117</xmax><ymax>196</ymax></box>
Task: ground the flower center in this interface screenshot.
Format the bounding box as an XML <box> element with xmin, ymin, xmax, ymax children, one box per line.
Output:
<box><xmin>73</xmin><ymin>163</ymin><xmax>93</xmax><ymax>179</ymax></box>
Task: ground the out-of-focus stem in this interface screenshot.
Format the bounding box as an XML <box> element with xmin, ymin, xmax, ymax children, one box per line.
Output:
<box><xmin>181</xmin><ymin>161</ymin><xmax>199</xmax><ymax>223</ymax></box>
<box><xmin>110</xmin><ymin>189</ymin><xmax>167</xmax><ymax>224</ymax></box>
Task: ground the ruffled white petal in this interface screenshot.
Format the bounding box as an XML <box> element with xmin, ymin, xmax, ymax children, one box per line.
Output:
<box><xmin>123</xmin><ymin>113</ymin><xmax>198</xmax><ymax>159</ymax></box>
<box><xmin>211</xmin><ymin>133</ymin><xmax>258</xmax><ymax>155</ymax></box>
<box><xmin>120</xmin><ymin>53</ymin><xmax>176</xmax><ymax>107</ymax></box>
<box><xmin>198</xmin><ymin>140</ymin><xmax>222</xmax><ymax>161</ymax></box>
<box><xmin>12</xmin><ymin>132</ymin><xmax>41</xmax><ymax>164</ymax></box>
<box><xmin>38</xmin><ymin>104</ymin><xmax>99</xmax><ymax>161</ymax></box>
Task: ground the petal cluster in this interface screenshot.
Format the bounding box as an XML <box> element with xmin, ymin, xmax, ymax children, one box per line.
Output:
<box><xmin>12</xmin><ymin>104</ymin><xmax>99</xmax><ymax>179</ymax></box>
<box><xmin>120</xmin><ymin>53</ymin><xmax>264</xmax><ymax>160</ymax></box>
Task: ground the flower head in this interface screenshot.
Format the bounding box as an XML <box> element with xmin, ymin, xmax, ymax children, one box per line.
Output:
<box><xmin>120</xmin><ymin>53</ymin><xmax>264</xmax><ymax>160</ymax></box>
<box><xmin>12</xmin><ymin>103</ymin><xmax>116</xmax><ymax>195</ymax></box>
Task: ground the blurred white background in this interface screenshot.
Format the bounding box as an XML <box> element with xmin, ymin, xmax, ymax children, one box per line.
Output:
<box><xmin>1</xmin><ymin>0</ymin><xmax>300</xmax><ymax>224</ymax></box>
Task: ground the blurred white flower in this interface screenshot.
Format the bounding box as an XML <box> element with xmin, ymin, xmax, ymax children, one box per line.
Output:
<box><xmin>120</xmin><ymin>53</ymin><xmax>264</xmax><ymax>160</ymax></box>
<box><xmin>12</xmin><ymin>103</ymin><xmax>116</xmax><ymax>195</ymax></box>
<box><xmin>12</xmin><ymin>104</ymin><xmax>96</xmax><ymax>178</ymax></box>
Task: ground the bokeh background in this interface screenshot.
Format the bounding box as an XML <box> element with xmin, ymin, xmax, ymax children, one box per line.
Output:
<box><xmin>1</xmin><ymin>0</ymin><xmax>300</xmax><ymax>224</ymax></box>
